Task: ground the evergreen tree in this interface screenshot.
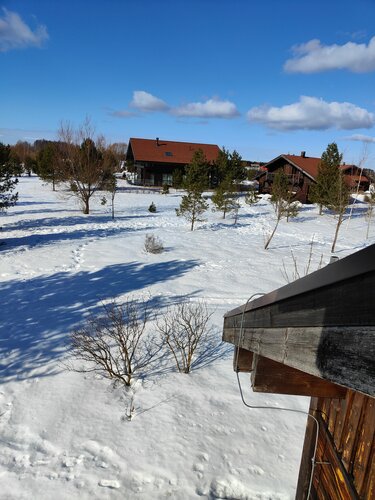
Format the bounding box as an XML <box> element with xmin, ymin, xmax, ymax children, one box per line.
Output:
<box><xmin>211</xmin><ymin>177</ymin><xmax>238</xmax><ymax>219</ymax></box>
<box><xmin>35</xmin><ymin>142</ymin><xmax>61</xmax><ymax>191</ymax></box>
<box><xmin>172</xmin><ymin>168</ymin><xmax>184</xmax><ymax>189</ymax></box>
<box><xmin>176</xmin><ymin>149</ymin><xmax>210</xmax><ymax>230</ymax></box>
<box><xmin>310</xmin><ymin>142</ymin><xmax>342</xmax><ymax>214</ymax></box>
<box><xmin>311</xmin><ymin>143</ymin><xmax>349</xmax><ymax>252</ymax></box>
<box><xmin>176</xmin><ymin>191</ymin><xmax>208</xmax><ymax>230</ymax></box>
<box><xmin>244</xmin><ymin>186</ymin><xmax>260</xmax><ymax>206</ymax></box>
<box><xmin>264</xmin><ymin>170</ymin><xmax>299</xmax><ymax>250</ymax></box>
<box><xmin>228</xmin><ymin>150</ymin><xmax>246</xmax><ymax>186</ymax></box>
<box><xmin>184</xmin><ymin>149</ymin><xmax>209</xmax><ymax>192</ymax></box>
<box><xmin>0</xmin><ymin>143</ymin><xmax>18</xmax><ymax>212</ymax></box>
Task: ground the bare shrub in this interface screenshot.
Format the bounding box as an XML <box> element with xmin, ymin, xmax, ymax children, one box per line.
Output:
<box><xmin>69</xmin><ymin>297</ymin><xmax>159</xmax><ymax>387</ymax></box>
<box><xmin>281</xmin><ymin>238</ymin><xmax>323</xmax><ymax>283</ymax></box>
<box><xmin>156</xmin><ymin>301</ymin><xmax>213</xmax><ymax>373</ymax></box>
<box><xmin>144</xmin><ymin>233</ymin><xmax>164</xmax><ymax>254</ymax></box>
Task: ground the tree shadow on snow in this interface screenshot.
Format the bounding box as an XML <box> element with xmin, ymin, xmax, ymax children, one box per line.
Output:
<box><xmin>3</xmin><ymin>213</ymin><xmax>150</xmax><ymax>232</ymax></box>
<box><xmin>0</xmin><ymin>259</ymin><xmax>199</xmax><ymax>383</ymax></box>
<box><xmin>0</xmin><ymin>224</ymin><xmax>153</xmax><ymax>253</ymax></box>
<box><xmin>192</xmin><ymin>329</ymin><xmax>233</xmax><ymax>370</ymax></box>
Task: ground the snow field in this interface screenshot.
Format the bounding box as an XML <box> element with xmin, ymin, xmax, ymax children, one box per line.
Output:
<box><xmin>0</xmin><ymin>176</ymin><xmax>373</xmax><ymax>499</ymax></box>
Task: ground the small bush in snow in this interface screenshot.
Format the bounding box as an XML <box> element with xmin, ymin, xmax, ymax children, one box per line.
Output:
<box><xmin>148</xmin><ymin>202</ymin><xmax>156</xmax><ymax>213</ymax></box>
<box><xmin>69</xmin><ymin>297</ymin><xmax>159</xmax><ymax>387</ymax></box>
<box><xmin>156</xmin><ymin>301</ymin><xmax>213</xmax><ymax>373</ymax></box>
<box><xmin>144</xmin><ymin>234</ymin><xmax>164</xmax><ymax>254</ymax></box>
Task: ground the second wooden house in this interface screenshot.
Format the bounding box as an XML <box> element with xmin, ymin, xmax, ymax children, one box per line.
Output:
<box><xmin>257</xmin><ymin>152</ymin><xmax>370</xmax><ymax>203</ymax></box>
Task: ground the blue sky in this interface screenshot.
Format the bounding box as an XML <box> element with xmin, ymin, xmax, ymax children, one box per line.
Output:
<box><xmin>1</xmin><ymin>0</ymin><xmax>375</xmax><ymax>165</ymax></box>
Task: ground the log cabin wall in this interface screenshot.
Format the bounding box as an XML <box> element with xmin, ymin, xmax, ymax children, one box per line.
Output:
<box><xmin>296</xmin><ymin>390</ymin><xmax>375</xmax><ymax>499</ymax></box>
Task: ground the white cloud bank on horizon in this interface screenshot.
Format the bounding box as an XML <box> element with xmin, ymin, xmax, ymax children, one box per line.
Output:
<box><xmin>0</xmin><ymin>8</ymin><xmax>48</xmax><ymax>52</ymax></box>
<box><xmin>172</xmin><ymin>98</ymin><xmax>240</xmax><ymax>118</ymax></box>
<box><xmin>346</xmin><ymin>134</ymin><xmax>375</xmax><ymax>143</ymax></box>
<box><xmin>284</xmin><ymin>37</ymin><xmax>375</xmax><ymax>73</ymax></box>
<box><xmin>130</xmin><ymin>91</ymin><xmax>169</xmax><ymax>112</ymax></box>
<box><xmin>247</xmin><ymin>96</ymin><xmax>374</xmax><ymax>131</ymax></box>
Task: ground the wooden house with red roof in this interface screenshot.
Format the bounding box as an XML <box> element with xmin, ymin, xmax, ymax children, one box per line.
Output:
<box><xmin>126</xmin><ymin>138</ymin><xmax>221</xmax><ymax>187</ymax></box>
<box><xmin>257</xmin><ymin>152</ymin><xmax>370</xmax><ymax>203</ymax></box>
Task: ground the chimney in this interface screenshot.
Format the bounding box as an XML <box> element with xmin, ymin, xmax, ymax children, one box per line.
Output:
<box><xmin>156</xmin><ymin>137</ymin><xmax>160</xmax><ymax>146</ymax></box>
<box><xmin>301</xmin><ymin>151</ymin><xmax>306</xmax><ymax>158</ymax></box>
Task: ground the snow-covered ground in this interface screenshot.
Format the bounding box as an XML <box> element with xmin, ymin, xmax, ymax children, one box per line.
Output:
<box><xmin>0</xmin><ymin>177</ymin><xmax>373</xmax><ymax>499</ymax></box>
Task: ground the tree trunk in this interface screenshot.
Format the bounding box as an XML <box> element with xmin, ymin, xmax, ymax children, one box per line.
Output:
<box><xmin>264</xmin><ymin>218</ymin><xmax>280</xmax><ymax>250</ymax></box>
<box><xmin>331</xmin><ymin>212</ymin><xmax>343</xmax><ymax>253</ymax></box>
<box><xmin>83</xmin><ymin>198</ymin><xmax>90</xmax><ymax>214</ymax></box>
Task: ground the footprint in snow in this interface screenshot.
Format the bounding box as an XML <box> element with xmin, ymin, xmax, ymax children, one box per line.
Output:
<box><xmin>98</xmin><ymin>479</ymin><xmax>121</xmax><ymax>489</ymax></box>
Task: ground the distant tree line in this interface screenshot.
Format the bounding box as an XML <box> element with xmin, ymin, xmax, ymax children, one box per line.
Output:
<box><xmin>0</xmin><ymin>120</ymin><xmax>127</xmax><ymax>215</ymax></box>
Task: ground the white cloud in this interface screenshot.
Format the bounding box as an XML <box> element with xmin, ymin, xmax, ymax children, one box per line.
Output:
<box><xmin>0</xmin><ymin>8</ymin><xmax>48</xmax><ymax>52</ymax></box>
<box><xmin>172</xmin><ymin>98</ymin><xmax>239</xmax><ymax>118</ymax></box>
<box><xmin>247</xmin><ymin>96</ymin><xmax>374</xmax><ymax>131</ymax></box>
<box><xmin>129</xmin><ymin>91</ymin><xmax>169</xmax><ymax>112</ymax></box>
<box><xmin>346</xmin><ymin>134</ymin><xmax>375</xmax><ymax>143</ymax></box>
<box><xmin>108</xmin><ymin>109</ymin><xmax>137</xmax><ymax>118</ymax></box>
<box><xmin>284</xmin><ymin>37</ymin><xmax>375</xmax><ymax>73</ymax></box>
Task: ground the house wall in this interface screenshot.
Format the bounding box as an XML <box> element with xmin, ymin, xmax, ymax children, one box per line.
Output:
<box><xmin>134</xmin><ymin>162</ymin><xmax>185</xmax><ymax>186</ymax></box>
<box><xmin>296</xmin><ymin>390</ymin><xmax>375</xmax><ymax>499</ymax></box>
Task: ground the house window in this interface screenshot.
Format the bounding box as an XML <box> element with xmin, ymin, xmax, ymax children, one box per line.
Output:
<box><xmin>165</xmin><ymin>151</ymin><xmax>173</xmax><ymax>157</ymax></box>
<box><xmin>162</xmin><ymin>174</ymin><xmax>173</xmax><ymax>185</ymax></box>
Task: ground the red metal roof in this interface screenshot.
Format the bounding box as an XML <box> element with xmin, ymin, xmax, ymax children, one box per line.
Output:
<box><xmin>283</xmin><ymin>154</ymin><xmax>321</xmax><ymax>179</ymax></box>
<box><xmin>128</xmin><ymin>138</ymin><xmax>221</xmax><ymax>164</ymax></box>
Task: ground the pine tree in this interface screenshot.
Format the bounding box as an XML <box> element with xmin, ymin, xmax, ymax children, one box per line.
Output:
<box><xmin>310</xmin><ymin>142</ymin><xmax>342</xmax><ymax>214</ymax></box>
<box><xmin>0</xmin><ymin>143</ymin><xmax>18</xmax><ymax>212</ymax></box>
<box><xmin>311</xmin><ymin>143</ymin><xmax>349</xmax><ymax>252</ymax></box>
<box><xmin>176</xmin><ymin>149</ymin><xmax>209</xmax><ymax>230</ymax></box>
<box><xmin>184</xmin><ymin>149</ymin><xmax>209</xmax><ymax>192</ymax></box>
<box><xmin>35</xmin><ymin>142</ymin><xmax>62</xmax><ymax>191</ymax></box>
<box><xmin>176</xmin><ymin>191</ymin><xmax>208</xmax><ymax>230</ymax></box>
<box><xmin>264</xmin><ymin>170</ymin><xmax>299</xmax><ymax>250</ymax></box>
<box><xmin>211</xmin><ymin>178</ymin><xmax>237</xmax><ymax>219</ymax></box>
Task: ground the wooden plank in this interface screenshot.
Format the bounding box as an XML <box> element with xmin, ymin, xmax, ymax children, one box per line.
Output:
<box><xmin>232</xmin><ymin>347</ymin><xmax>253</xmax><ymax>372</ymax></box>
<box><xmin>341</xmin><ymin>392</ymin><xmax>365</xmax><ymax>472</ymax></box>
<box><xmin>315</xmin><ymin>415</ymin><xmax>359</xmax><ymax>499</ymax></box>
<box><xmin>333</xmin><ymin>392</ymin><xmax>352</xmax><ymax>453</ymax></box>
<box><xmin>328</xmin><ymin>399</ymin><xmax>341</xmax><ymax>436</ymax></box>
<box><xmin>296</xmin><ymin>398</ymin><xmax>319</xmax><ymax>500</ymax></box>
<box><xmin>223</xmin><ymin>326</ymin><xmax>375</xmax><ymax>397</ymax></box>
<box><xmin>250</xmin><ymin>355</ymin><xmax>347</xmax><ymax>398</ymax></box>
<box><xmin>352</xmin><ymin>397</ymin><xmax>375</xmax><ymax>494</ymax></box>
<box><xmin>361</xmin><ymin>436</ymin><xmax>375</xmax><ymax>499</ymax></box>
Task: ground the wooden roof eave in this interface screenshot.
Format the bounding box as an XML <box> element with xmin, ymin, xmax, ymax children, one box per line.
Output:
<box><xmin>223</xmin><ymin>244</ymin><xmax>375</xmax><ymax>397</ymax></box>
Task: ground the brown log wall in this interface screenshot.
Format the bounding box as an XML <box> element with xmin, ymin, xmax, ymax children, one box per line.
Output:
<box><xmin>297</xmin><ymin>390</ymin><xmax>375</xmax><ymax>499</ymax></box>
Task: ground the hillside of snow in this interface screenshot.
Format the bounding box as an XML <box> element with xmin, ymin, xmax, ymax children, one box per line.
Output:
<box><xmin>0</xmin><ymin>176</ymin><xmax>373</xmax><ymax>500</ymax></box>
